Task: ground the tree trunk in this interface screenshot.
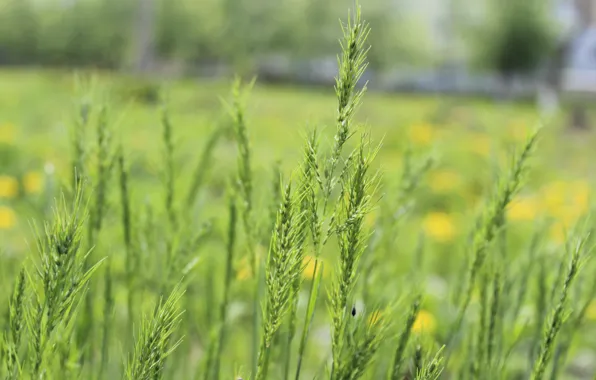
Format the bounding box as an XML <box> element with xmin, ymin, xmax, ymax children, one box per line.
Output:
<box><xmin>133</xmin><ymin>0</ymin><xmax>156</xmax><ymax>73</ymax></box>
<box><xmin>570</xmin><ymin>105</ymin><xmax>590</xmax><ymax>130</ymax></box>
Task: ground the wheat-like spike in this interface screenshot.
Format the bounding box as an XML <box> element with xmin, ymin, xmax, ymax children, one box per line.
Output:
<box><xmin>126</xmin><ymin>284</ymin><xmax>185</xmax><ymax>380</ymax></box>
<box><xmin>531</xmin><ymin>232</ymin><xmax>590</xmax><ymax>380</ymax></box>
<box><xmin>454</xmin><ymin>129</ymin><xmax>539</xmax><ymax>334</ymax></box>
<box><xmin>329</xmin><ymin>136</ymin><xmax>379</xmax><ymax>380</ymax></box>
<box><xmin>388</xmin><ymin>294</ymin><xmax>421</xmax><ymax>380</ymax></box>
<box><xmin>336</xmin><ymin>309</ymin><xmax>390</xmax><ymax>380</ymax></box>
<box><xmin>28</xmin><ymin>184</ymin><xmax>103</xmax><ymax>377</ymax></box>
<box><xmin>255</xmin><ymin>181</ymin><xmax>307</xmax><ymax>380</ymax></box>
<box><xmin>5</xmin><ymin>267</ymin><xmax>26</xmax><ymax>379</ymax></box>
<box><xmin>323</xmin><ymin>3</ymin><xmax>370</xmax><ymax>210</ymax></box>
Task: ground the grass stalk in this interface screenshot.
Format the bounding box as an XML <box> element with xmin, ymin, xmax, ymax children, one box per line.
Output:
<box><xmin>212</xmin><ymin>194</ymin><xmax>238</xmax><ymax>380</ymax></box>
<box><xmin>388</xmin><ymin>294</ymin><xmax>421</xmax><ymax>380</ymax></box>
<box><xmin>118</xmin><ymin>146</ymin><xmax>136</xmax><ymax>342</ymax></box>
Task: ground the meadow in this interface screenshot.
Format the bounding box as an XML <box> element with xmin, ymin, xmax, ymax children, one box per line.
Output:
<box><xmin>1</xmin><ymin>7</ymin><xmax>596</xmax><ymax>380</ymax></box>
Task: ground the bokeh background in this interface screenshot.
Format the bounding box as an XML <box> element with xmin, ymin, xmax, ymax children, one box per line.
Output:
<box><xmin>2</xmin><ymin>0</ymin><xmax>596</xmax><ymax>378</ymax></box>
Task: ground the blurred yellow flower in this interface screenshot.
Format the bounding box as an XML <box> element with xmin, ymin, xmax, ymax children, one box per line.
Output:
<box><xmin>409</xmin><ymin>122</ymin><xmax>434</xmax><ymax>146</ymax></box>
<box><xmin>540</xmin><ymin>180</ymin><xmax>591</xmax><ymax>226</ymax></box>
<box><xmin>302</xmin><ymin>256</ymin><xmax>327</xmax><ymax>280</ymax></box>
<box><xmin>549</xmin><ymin>223</ymin><xmax>566</xmax><ymax>244</ymax></box>
<box><xmin>412</xmin><ymin>310</ymin><xmax>436</xmax><ymax>333</ymax></box>
<box><xmin>0</xmin><ymin>123</ymin><xmax>15</xmax><ymax>144</ymax></box>
<box><xmin>0</xmin><ymin>206</ymin><xmax>16</xmax><ymax>229</ymax></box>
<box><xmin>469</xmin><ymin>133</ymin><xmax>491</xmax><ymax>157</ymax></box>
<box><xmin>571</xmin><ymin>180</ymin><xmax>590</xmax><ymax>211</ymax></box>
<box><xmin>507</xmin><ymin>120</ymin><xmax>528</xmax><ymax>142</ymax></box>
<box><xmin>0</xmin><ymin>176</ymin><xmax>19</xmax><ymax>198</ymax></box>
<box><xmin>542</xmin><ymin>181</ymin><xmax>567</xmax><ymax>216</ymax></box>
<box><xmin>586</xmin><ymin>300</ymin><xmax>596</xmax><ymax>321</ymax></box>
<box><xmin>236</xmin><ymin>246</ymin><xmax>266</xmax><ymax>281</ymax></box>
<box><xmin>428</xmin><ymin>170</ymin><xmax>462</xmax><ymax>193</ymax></box>
<box><xmin>508</xmin><ymin>196</ymin><xmax>539</xmax><ymax>221</ymax></box>
<box><xmin>423</xmin><ymin>212</ymin><xmax>456</xmax><ymax>242</ymax></box>
<box><xmin>236</xmin><ymin>258</ymin><xmax>252</xmax><ymax>281</ymax></box>
<box><xmin>23</xmin><ymin>171</ymin><xmax>44</xmax><ymax>194</ymax></box>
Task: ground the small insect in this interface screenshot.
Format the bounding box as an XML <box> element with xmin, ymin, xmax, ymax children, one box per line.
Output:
<box><xmin>351</xmin><ymin>305</ymin><xmax>356</xmax><ymax>317</ymax></box>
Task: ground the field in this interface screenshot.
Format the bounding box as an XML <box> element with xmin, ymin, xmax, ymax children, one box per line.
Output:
<box><xmin>1</xmin><ymin>12</ymin><xmax>596</xmax><ymax>380</ymax></box>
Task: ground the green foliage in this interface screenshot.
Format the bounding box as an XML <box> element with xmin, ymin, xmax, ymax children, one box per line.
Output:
<box><xmin>0</xmin><ymin>0</ymin><xmax>430</xmax><ymax>71</ymax></box>
<box><xmin>477</xmin><ymin>0</ymin><xmax>555</xmax><ymax>78</ymax></box>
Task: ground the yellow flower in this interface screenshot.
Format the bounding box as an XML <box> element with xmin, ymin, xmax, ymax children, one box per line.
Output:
<box><xmin>412</xmin><ymin>310</ymin><xmax>436</xmax><ymax>333</ymax></box>
<box><xmin>469</xmin><ymin>133</ymin><xmax>491</xmax><ymax>157</ymax></box>
<box><xmin>0</xmin><ymin>206</ymin><xmax>16</xmax><ymax>229</ymax></box>
<box><xmin>0</xmin><ymin>123</ymin><xmax>15</xmax><ymax>144</ymax></box>
<box><xmin>0</xmin><ymin>176</ymin><xmax>19</xmax><ymax>198</ymax></box>
<box><xmin>409</xmin><ymin>122</ymin><xmax>434</xmax><ymax>146</ymax></box>
<box><xmin>508</xmin><ymin>196</ymin><xmax>539</xmax><ymax>221</ymax></box>
<box><xmin>23</xmin><ymin>171</ymin><xmax>44</xmax><ymax>194</ymax></box>
<box><xmin>423</xmin><ymin>212</ymin><xmax>456</xmax><ymax>243</ymax></box>
<box><xmin>428</xmin><ymin>170</ymin><xmax>462</xmax><ymax>193</ymax></box>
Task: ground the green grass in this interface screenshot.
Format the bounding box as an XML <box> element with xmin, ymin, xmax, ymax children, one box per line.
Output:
<box><xmin>1</xmin><ymin>5</ymin><xmax>596</xmax><ymax>380</ymax></box>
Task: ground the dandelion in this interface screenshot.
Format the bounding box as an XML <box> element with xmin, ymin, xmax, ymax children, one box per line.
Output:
<box><xmin>423</xmin><ymin>212</ymin><xmax>456</xmax><ymax>243</ymax></box>
<box><xmin>23</xmin><ymin>171</ymin><xmax>44</xmax><ymax>194</ymax></box>
<box><xmin>0</xmin><ymin>206</ymin><xmax>16</xmax><ymax>229</ymax></box>
<box><xmin>409</xmin><ymin>122</ymin><xmax>434</xmax><ymax>146</ymax></box>
<box><xmin>0</xmin><ymin>175</ymin><xmax>19</xmax><ymax>198</ymax></box>
<box><xmin>428</xmin><ymin>170</ymin><xmax>462</xmax><ymax>193</ymax></box>
<box><xmin>412</xmin><ymin>310</ymin><xmax>437</xmax><ymax>333</ymax></box>
<box><xmin>508</xmin><ymin>196</ymin><xmax>539</xmax><ymax>221</ymax></box>
<box><xmin>0</xmin><ymin>122</ymin><xmax>15</xmax><ymax>143</ymax></box>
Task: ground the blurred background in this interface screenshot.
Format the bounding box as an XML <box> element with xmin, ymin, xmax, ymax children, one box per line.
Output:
<box><xmin>1</xmin><ymin>0</ymin><xmax>595</xmax><ymax>241</ymax></box>
<box><xmin>1</xmin><ymin>0</ymin><xmax>595</xmax><ymax>100</ymax></box>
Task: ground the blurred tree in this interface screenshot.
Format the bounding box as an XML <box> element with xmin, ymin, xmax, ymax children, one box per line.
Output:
<box><xmin>0</xmin><ymin>0</ymin><xmax>40</xmax><ymax>64</ymax></box>
<box><xmin>476</xmin><ymin>0</ymin><xmax>556</xmax><ymax>84</ymax></box>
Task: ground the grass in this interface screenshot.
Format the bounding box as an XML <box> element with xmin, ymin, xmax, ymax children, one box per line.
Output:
<box><xmin>1</xmin><ymin>4</ymin><xmax>596</xmax><ymax>380</ymax></box>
